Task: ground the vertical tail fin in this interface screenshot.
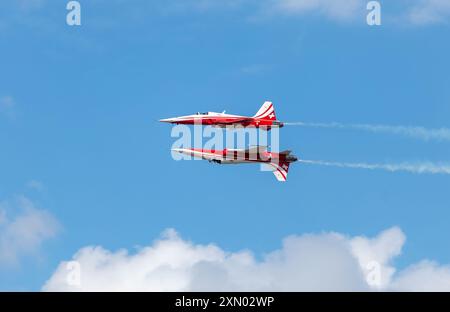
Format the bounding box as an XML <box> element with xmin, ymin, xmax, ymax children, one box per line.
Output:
<box><xmin>254</xmin><ymin>101</ymin><xmax>276</xmax><ymax>121</ymax></box>
<box><xmin>270</xmin><ymin>161</ymin><xmax>290</xmax><ymax>182</ymax></box>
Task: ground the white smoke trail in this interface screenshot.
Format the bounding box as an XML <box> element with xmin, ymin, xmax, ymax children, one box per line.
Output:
<box><xmin>299</xmin><ymin>159</ymin><xmax>450</xmax><ymax>175</ymax></box>
<box><xmin>285</xmin><ymin>122</ymin><xmax>450</xmax><ymax>142</ymax></box>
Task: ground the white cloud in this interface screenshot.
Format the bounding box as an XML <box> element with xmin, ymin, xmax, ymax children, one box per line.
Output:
<box><xmin>408</xmin><ymin>0</ymin><xmax>450</xmax><ymax>25</ymax></box>
<box><xmin>42</xmin><ymin>226</ymin><xmax>450</xmax><ymax>291</ymax></box>
<box><xmin>350</xmin><ymin>227</ymin><xmax>405</xmax><ymax>288</ymax></box>
<box><xmin>267</xmin><ymin>0</ymin><xmax>450</xmax><ymax>25</ymax></box>
<box><xmin>271</xmin><ymin>0</ymin><xmax>365</xmax><ymax>21</ymax></box>
<box><xmin>156</xmin><ymin>0</ymin><xmax>248</xmax><ymax>14</ymax></box>
<box><xmin>157</xmin><ymin>0</ymin><xmax>365</xmax><ymax>20</ymax></box>
<box><xmin>157</xmin><ymin>0</ymin><xmax>450</xmax><ymax>26</ymax></box>
<box><xmin>165</xmin><ymin>0</ymin><xmax>450</xmax><ymax>25</ymax></box>
<box><xmin>389</xmin><ymin>261</ymin><xmax>450</xmax><ymax>291</ymax></box>
<box><xmin>0</xmin><ymin>196</ymin><xmax>60</xmax><ymax>266</ymax></box>
<box><xmin>2</xmin><ymin>0</ymin><xmax>449</xmax><ymax>29</ymax></box>
<box><xmin>13</xmin><ymin>0</ymin><xmax>46</xmax><ymax>10</ymax></box>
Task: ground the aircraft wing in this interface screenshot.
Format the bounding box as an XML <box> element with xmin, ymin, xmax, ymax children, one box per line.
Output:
<box><xmin>200</xmin><ymin>152</ymin><xmax>223</xmax><ymax>162</ymax></box>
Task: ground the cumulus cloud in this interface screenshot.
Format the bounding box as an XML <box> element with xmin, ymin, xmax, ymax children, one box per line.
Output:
<box><xmin>389</xmin><ymin>261</ymin><xmax>450</xmax><ymax>291</ymax></box>
<box><xmin>0</xmin><ymin>196</ymin><xmax>60</xmax><ymax>266</ymax></box>
<box><xmin>408</xmin><ymin>0</ymin><xmax>450</xmax><ymax>25</ymax></box>
<box><xmin>154</xmin><ymin>0</ymin><xmax>249</xmax><ymax>14</ymax></box>
<box><xmin>165</xmin><ymin>0</ymin><xmax>450</xmax><ymax>25</ymax></box>
<box><xmin>158</xmin><ymin>0</ymin><xmax>365</xmax><ymax>22</ymax></box>
<box><xmin>350</xmin><ymin>227</ymin><xmax>405</xmax><ymax>289</ymax></box>
<box><xmin>42</xmin><ymin>226</ymin><xmax>450</xmax><ymax>291</ymax></box>
<box><xmin>166</xmin><ymin>0</ymin><xmax>450</xmax><ymax>25</ymax></box>
<box><xmin>6</xmin><ymin>0</ymin><xmax>46</xmax><ymax>10</ymax></box>
<box><xmin>271</xmin><ymin>0</ymin><xmax>365</xmax><ymax>21</ymax></box>
<box><xmin>2</xmin><ymin>0</ymin><xmax>448</xmax><ymax>28</ymax></box>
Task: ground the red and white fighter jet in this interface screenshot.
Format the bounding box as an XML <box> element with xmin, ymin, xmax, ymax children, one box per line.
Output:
<box><xmin>172</xmin><ymin>146</ymin><xmax>298</xmax><ymax>182</ymax></box>
<box><xmin>160</xmin><ymin>101</ymin><xmax>283</xmax><ymax>130</ymax></box>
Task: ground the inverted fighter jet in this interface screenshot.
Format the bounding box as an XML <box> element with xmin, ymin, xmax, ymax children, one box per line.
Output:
<box><xmin>172</xmin><ymin>146</ymin><xmax>298</xmax><ymax>182</ymax></box>
<box><xmin>160</xmin><ymin>101</ymin><xmax>283</xmax><ymax>130</ymax></box>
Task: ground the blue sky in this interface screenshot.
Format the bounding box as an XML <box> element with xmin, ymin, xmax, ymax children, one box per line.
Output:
<box><xmin>1</xmin><ymin>0</ymin><xmax>450</xmax><ymax>291</ymax></box>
